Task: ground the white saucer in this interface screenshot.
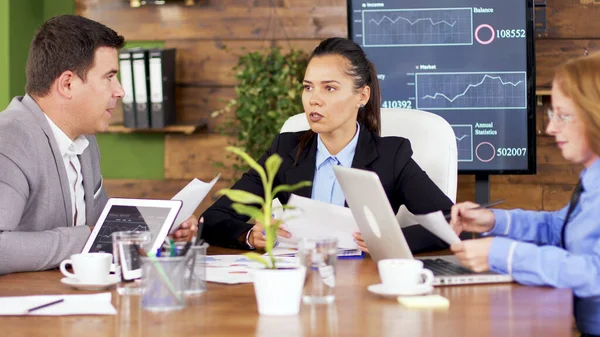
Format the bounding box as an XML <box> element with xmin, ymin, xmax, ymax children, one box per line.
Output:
<box><xmin>60</xmin><ymin>274</ymin><xmax>119</xmax><ymax>291</ymax></box>
<box><xmin>367</xmin><ymin>283</ymin><xmax>433</xmax><ymax>298</ymax></box>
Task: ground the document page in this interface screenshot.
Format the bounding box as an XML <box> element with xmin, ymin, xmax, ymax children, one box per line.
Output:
<box><xmin>170</xmin><ymin>174</ymin><xmax>220</xmax><ymax>233</ymax></box>
<box><xmin>414</xmin><ymin>211</ymin><xmax>461</xmax><ymax>245</ymax></box>
<box><xmin>278</xmin><ymin>194</ymin><xmax>359</xmax><ymax>249</ymax></box>
<box><xmin>0</xmin><ymin>293</ymin><xmax>116</xmax><ymax>316</ymax></box>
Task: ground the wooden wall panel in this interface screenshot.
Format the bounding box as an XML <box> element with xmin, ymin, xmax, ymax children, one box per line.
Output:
<box><xmin>164</xmin><ymin>133</ymin><xmax>236</xmax><ymax>181</ymax></box>
<box><xmin>456</xmin><ymin>176</ymin><xmax>475</xmax><ymax>204</ymax></box>
<box><xmin>491</xmin><ymin>183</ymin><xmax>544</xmax><ymax>211</ymax></box>
<box><xmin>495</xmin><ymin>163</ymin><xmax>580</xmax><ymax>185</ymax></box>
<box><xmin>76</xmin><ymin>0</ymin><xmax>347</xmax><ymax>41</ymax></box>
<box><xmin>166</xmin><ymin>39</ymin><xmax>319</xmax><ymax>86</ymax></box>
<box><xmin>545</xmin><ymin>0</ymin><xmax>600</xmax><ymax>39</ymax></box>
<box><xmin>456</xmin><ymin>178</ymin><xmax>544</xmax><ymax>211</ymax></box>
<box><xmin>176</xmin><ymin>86</ymin><xmax>235</xmax><ymax>131</ymax></box>
<box><xmin>104</xmin><ymin>179</ymin><xmax>190</xmax><ymax>200</ymax></box>
<box><xmin>535</xmin><ymin>99</ymin><xmax>546</xmax><ymax>136</ymax></box>
<box><xmin>543</xmin><ymin>184</ymin><xmax>576</xmax><ymax>211</ymax></box>
<box><xmin>535</xmin><ymin>39</ymin><xmax>600</xmax><ymax>88</ymax></box>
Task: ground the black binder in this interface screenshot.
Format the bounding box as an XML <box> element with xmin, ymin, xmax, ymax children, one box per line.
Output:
<box><xmin>131</xmin><ymin>50</ymin><xmax>151</xmax><ymax>128</ymax></box>
<box><xmin>148</xmin><ymin>48</ymin><xmax>176</xmax><ymax>128</ymax></box>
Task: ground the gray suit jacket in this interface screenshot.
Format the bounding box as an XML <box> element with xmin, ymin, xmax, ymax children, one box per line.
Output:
<box><xmin>0</xmin><ymin>95</ymin><xmax>108</xmax><ymax>274</ymax></box>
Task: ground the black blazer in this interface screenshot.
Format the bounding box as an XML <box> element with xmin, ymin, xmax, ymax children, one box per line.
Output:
<box><xmin>202</xmin><ymin>126</ymin><xmax>453</xmax><ymax>253</ymax></box>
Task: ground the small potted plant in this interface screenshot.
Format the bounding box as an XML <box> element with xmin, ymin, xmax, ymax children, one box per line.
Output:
<box><xmin>217</xmin><ymin>146</ymin><xmax>311</xmax><ymax>315</ymax></box>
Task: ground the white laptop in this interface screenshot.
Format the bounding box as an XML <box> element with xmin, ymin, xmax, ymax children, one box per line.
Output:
<box><xmin>83</xmin><ymin>198</ymin><xmax>183</xmax><ymax>256</ymax></box>
<box><xmin>333</xmin><ymin>166</ymin><xmax>512</xmax><ymax>286</ymax></box>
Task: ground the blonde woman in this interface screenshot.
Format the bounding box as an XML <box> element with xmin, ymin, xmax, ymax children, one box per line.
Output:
<box><xmin>449</xmin><ymin>53</ymin><xmax>600</xmax><ymax>337</ymax></box>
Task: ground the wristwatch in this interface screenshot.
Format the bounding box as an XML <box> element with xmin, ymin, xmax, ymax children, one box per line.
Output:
<box><xmin>245</xmin><ymin>228</ymin><xmax>256</xmax><ymax>250</ymax></box>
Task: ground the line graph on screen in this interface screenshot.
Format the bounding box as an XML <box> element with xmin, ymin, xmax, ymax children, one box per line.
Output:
<box><xmin>362</xmin><ymin>8</ymin><xmax>473</xmax><ymax>47</ymax></box>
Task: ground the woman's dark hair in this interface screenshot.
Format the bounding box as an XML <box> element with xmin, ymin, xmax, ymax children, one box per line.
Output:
<box><xmin>26</xmin><ymin>15</ymin><xmax>125</xmax><ymax>97</ymax></box>
<box><xmin>295</xmin><ymin>37</ymin><xmax>381</xmax><ymax>164</ymax></box>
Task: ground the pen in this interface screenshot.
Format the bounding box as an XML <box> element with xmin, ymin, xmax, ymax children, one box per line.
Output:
<box><xmin>27</xmin><ymin>299</ymin><xmax>64</xmax><ymax>313</ymax></box>
<box><xmin>192</xmin><ymin>216</ymin><xmax>204</xmax><ymax>246</ymax></box>
<box><xmin>444</xmin><ymin>199</ymin><xmax>505</xmax><ymax>220</ymax></box>
<box><xmin>168</xmin><ymin>238</ymin><xmax>177</xmax><ymax>257</ymax></box>
<box><xmin>178</xmin><ymin>241</ymin><xmax>193</xmax><ymax>257</ymax></box>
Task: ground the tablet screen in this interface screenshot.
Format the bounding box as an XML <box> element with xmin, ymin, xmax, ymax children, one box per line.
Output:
<box><xmin>89</xmin><ymin>205</ymin><xmax>175</xmax><ymax>254</ymax></box>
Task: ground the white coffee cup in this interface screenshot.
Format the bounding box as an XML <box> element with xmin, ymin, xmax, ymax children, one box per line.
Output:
<box><xmin>60</xmin><ymin>253</ymin><xmax>112</xmax><ymax>284</ymax></box>
<box><xmin>377</xmin><ymin>259</ymin><xmax>434</xmax><ymax>290</ymax></box>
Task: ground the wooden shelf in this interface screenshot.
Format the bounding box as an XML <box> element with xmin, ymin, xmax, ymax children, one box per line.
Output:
<box><xmin>105</xmin><ymin>123</ymin><xmax>205</xmax><ymax>135</ymax></box>
<box><xmin>536</xmin><ymin>88</ymin><xmax>551</xmax><ymax>96</ymax></box>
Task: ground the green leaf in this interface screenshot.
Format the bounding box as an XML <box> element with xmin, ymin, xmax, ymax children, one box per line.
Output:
<box><xmin>272</xmin><ymin>181</ymin><xmax>312</xmax><ymax>197</ymax></box>
<box><xmin>231</xmin><ymin>203</ymin><xmax>264</xmax><ymax>220</ymax></box>
<box><xmin>243</xmin><ymin>252</ymin><xmax>271</xmax><ymax>269</ymax></box>
<box><xmin>265</xmin><ymin>154</ymin><xmax>282</xmax><ymax>184</ymax></box>
<box><xmin>216</xmin><ymin>189</ymin><xmax>265</xmax><ymax>205</ymax></box>
<box><xmin>265</xmin><ymin>225</ymin><xmax>278</xmax><ymax>253</ymax></box>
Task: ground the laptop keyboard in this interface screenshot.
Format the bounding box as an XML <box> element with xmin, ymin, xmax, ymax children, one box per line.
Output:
<box><xmin>421</xmin><ymin>258</ymin><xmax>475</xmax><ymax>276</ymax></box>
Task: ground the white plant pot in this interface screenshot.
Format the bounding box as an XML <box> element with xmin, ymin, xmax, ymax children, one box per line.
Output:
<box><xmin>253</xmin><ymin>266</ymin><xmax>306</xmax><ymax>316</ymax></box>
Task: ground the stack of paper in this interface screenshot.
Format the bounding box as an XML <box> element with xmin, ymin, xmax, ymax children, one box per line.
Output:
<box><xmin>206</xmin><ymin>255</ymin><xmax>299</xmax><ymax>284</ymax></box>
<box><xmin>277</xmin><ymin>195</ymin><xmax>359</xmax><ymax>249</ymax></box>
<box><xmin>0</xmin><ymin>293</ymin><xmax>116</xmax><ymax>316</ymax></box>
<box><xmin>266</xmin><ymin>243</ymin><xmax>362</xmax><ymax>258</ymax></box>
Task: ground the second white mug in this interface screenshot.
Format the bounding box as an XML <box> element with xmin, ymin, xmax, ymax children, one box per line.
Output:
<box><xmin>377</xmin><ymin>258</ymin><xmax>434</xmax><ymax>290</ymax></box>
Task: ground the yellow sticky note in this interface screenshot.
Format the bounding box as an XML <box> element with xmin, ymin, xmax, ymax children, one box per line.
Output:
<box><xmin>397</xmin><ymin>294</ymin><xmax>450</xmax><ymax>309</ymax></box>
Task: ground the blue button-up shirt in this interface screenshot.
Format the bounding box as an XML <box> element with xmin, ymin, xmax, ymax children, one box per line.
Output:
<box><xmin>487</xmin><ymin>158</ymin><xmax>600</xmax><ymax>335</ymax></box>
<box><xmin>310</xmin><ymin>123</ymin><xmax>360</xmax><ymax>206</ymax></box>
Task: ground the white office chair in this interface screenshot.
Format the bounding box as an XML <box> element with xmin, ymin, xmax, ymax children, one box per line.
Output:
<box><xmin>278</xmin><ymin>108</ymin><xmax>458</xmax><ymax>227</ymax></box>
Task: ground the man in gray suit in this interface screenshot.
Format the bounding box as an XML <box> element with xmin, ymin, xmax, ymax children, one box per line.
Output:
<box><xmin>0</xmin><ymin>15</ymin><xmax>195</xmax><ymax>275</ymax></box>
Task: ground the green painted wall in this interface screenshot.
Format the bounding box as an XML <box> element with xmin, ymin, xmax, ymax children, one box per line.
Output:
<box><xmin>96</xmin><ymin>40</ymin><xmax>166</xmax><ymax>179</ymax></box>
<box><xmin>2</xmin><ymin>1</ymin><xmax>167</xmax><ymax>180</ymax></box>
<box><xmin>9</xmin><ymin>0</ymin><xmax>42</xmax><ymax>99</ymax></box>
<box><xmin>0</xmin><ymin>1</ymin><xmax>10</xmax><ymax>109</ymax></box>
<box><xmin>96</xmin><ymin>133</ymin><xmax>165</xmax><ymax>179</ymax></box>
<box><xmin>43</xmin><ymin>0</ymin><xmax>73</xmax><ymax>20</ymax></box>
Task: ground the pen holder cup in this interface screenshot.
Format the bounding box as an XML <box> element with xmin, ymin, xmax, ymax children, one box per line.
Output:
<box><xmin>140</xmin><ymin>256</ymin><xmax>186</xmax><ymax>312</ymax></box>
<box><xmin>183</xmin><ymin>242</ymin><xmax>209</xmax><ymax>295</ymax></box>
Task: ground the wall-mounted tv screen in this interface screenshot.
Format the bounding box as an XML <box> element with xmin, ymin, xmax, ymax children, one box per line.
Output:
<box><xmin>348</xmin><ymin>0</ymin><xmax>536</xmax><ymax>174</ymax></box>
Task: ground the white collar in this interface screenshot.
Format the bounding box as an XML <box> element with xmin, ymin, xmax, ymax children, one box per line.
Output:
<box><xmin>43</xmin><ymin>114</ymin><xmax>89</xmax><ymax>156</ymax></box>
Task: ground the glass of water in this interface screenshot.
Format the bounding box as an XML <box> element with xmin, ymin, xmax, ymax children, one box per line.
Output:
<box><xmin>298</xmin><ymin>237</ymin><xmax>338</xmax><ymax>304</ymax></box>
<box><xmin>112</xmin><ymin>231</ymin><xmax>152</xmax><ymax>295</ymax></box>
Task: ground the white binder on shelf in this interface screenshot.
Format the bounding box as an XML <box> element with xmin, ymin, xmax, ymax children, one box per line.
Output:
<box><xmin>119</xmin><ymin>50</ymin><xmax>136</xmax><ymax>128</ymax></box>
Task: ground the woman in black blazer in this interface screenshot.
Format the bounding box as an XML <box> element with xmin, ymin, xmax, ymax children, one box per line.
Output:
<box><xmin>202</xmin><ymin>37</ymin><xmax>453</xmax><ymax>253</ymax></box>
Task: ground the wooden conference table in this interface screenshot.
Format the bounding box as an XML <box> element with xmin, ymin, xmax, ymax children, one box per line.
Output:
<box><xmin>0</xmin><ymin>247</ymin><xmax>573</xmax><ymax>337</ymax></box>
